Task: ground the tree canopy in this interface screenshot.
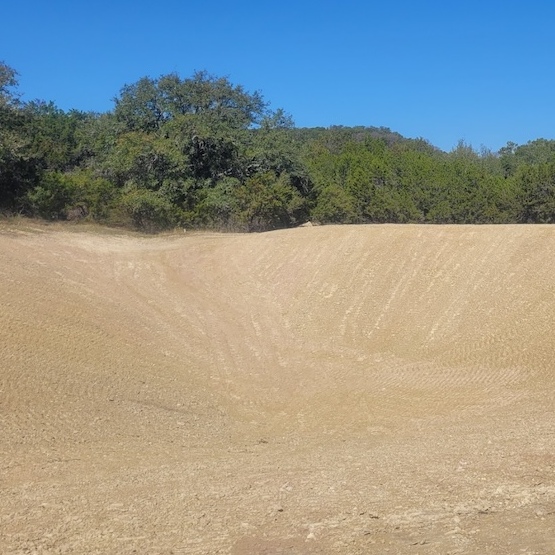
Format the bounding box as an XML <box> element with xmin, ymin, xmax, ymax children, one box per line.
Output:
<box><xmin>2</xmin><ymin>61</ymin><xmax>555</xmax><ymax>231</ymax></box>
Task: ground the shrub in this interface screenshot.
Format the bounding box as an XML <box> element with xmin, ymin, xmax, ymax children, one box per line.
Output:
<box><xmin>115</xmin><ymin>187</ymin><xmax>179</xmax><ymax>232</ymax></box>
<box><xmin>26</xmin><ymin>171</ymin><xmax>76</xmax><ymax>219</ymax></box>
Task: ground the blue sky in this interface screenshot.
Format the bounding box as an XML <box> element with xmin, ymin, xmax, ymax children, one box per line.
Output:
<box><xmin>2</xmin><ymin>0</ymin><xmax>554</xmax><ymax>152</ymax></box>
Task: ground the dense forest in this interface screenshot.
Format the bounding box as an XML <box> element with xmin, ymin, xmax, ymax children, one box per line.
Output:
<box><xmin>2</xmin><ymin>61</ymin><xmax>555</xmax><ymax>231</ymax></box>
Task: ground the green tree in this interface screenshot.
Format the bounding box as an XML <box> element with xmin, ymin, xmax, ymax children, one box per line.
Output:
<box><xmin>232</xmin><ymin>172</ymin><xmax>306</xmax><ymax>231</ymax></box>
<box><xmin>517</xmin><ymin>163</ymin><xmax>555</xmax><ymax>223</ymax></box>
<box><xmin>22</xmin><ymin>101</ymin><xmax>92</xmax><ymax>171</ymax></box>
<box><xmin>311</xmin><ymin>183</ymin><xmax>358</xmax><ymax>223</ymax></box>
<box><xmin>114</xmin><ymin>77</ymin><xmax>167</xmax><ymax>132</ymax></box>
<box><xmin>115</xmin><ymin>186</ymin><xmax>179</xmax><ymax>231</ymax></box>
<box><xmin>106</xmin><ymin>131</ymin><xmax>184</xmax><ymax>189</ymax></box>
<box><xmin>0</xmin><ymin>62</ymin><xmax>37</xmax><ymax>210</ymax></box>
<box><xmin>115</xmin><ymin>71</ymin><xmax>268</xmax><ymax>133</ymax></box>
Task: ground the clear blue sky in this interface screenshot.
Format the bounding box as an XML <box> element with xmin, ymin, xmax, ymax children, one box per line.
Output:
<box><xmin>2</xmin><ymin>0</ymin><xmax>554</xmax><ymax>152</ymax></box>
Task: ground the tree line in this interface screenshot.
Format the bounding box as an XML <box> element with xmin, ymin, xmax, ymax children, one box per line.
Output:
<box><xmin>2</xmin><ymin>61</ymin><xmax>555</xmax><ymax>231</ymax></box>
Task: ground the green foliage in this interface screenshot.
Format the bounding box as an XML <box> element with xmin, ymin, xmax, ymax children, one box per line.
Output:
<box><xmin>232</xmin><ymin>172</ymin><xmax>306</xmax><ymax>231</ymax></box>
<box><xmin>21</xmin><ymin>101</ymin><xmax>94</xmax><ymax>172</ymax></box>
<box><xmin>114</xmin><ymin>71</ymin><xmax>267</xmax><ymax>133</ymax></box>
<box><xmin>0</xmin><ymin>61</ymin><xmax>19</xmax><ymax>107</ymax></box>
<box><xmin>516</xmin><ymin>163</ymin><xmax>555</xmax><ymax>223</ymax></box>
<box><xmin>25</xmin><ymin>170</ymin><xmax>114</xmax><ymax>221</ymax></box>
<box><xmin>75</xmin><ymin>112</ymin><xmax>123</xmax><ymax>168</ymax></box>
<box><xmin>106</xmin><ymin>131</ymin><xmax>184</xmax><ymax>189</ymax></box>
<box><xmin>4</xmin><ymin>61</ymin><xmax>555</xmax><ymax>230</ymax></box>
<box><xmin>514</xmin><ymin>139</ymin><xmax>555</xmax><ymax>166</ymax></box>
<box><xmin>247</xmin><ymin>117</ymin><xmax>299</xmax><ymax>176</ymax></box>
<box><xmin>0</xmin><ymin>62</ymin><xmax>30</xmax><ymax>209</ymax></box>
<box><xmin>191</xmin><ymin>177</ymin><xmax>240</xmax><ymax>229</ymax></box>
<box><xmin>26</xmin><ymin>172</ymin><xmax>76</xmax><ymax>219</ymax></box>
<box><xmin>311</xmin><ymin>184</ymin><xmax>358</xmax><ymax>223</ymax></box>
<box><xmin>114</xmin><ymin>77</ymin><xmax>166</xmax><ymax>132</ymax></box>
<box><xmin>115</xmin><ymin>187</ymin><xmax>179</xmax><ymax>231</ymax></box>
<box><xmin>66</xmin><ymin>170</ymin><xmax>115</xmax><ymax>220</ymax></box>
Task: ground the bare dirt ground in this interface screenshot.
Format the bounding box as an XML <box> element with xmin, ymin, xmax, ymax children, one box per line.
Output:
<box><xmin>1</xmin><ymin>221</ymin><xmax>554</xmax><ymax>554</ymax></box>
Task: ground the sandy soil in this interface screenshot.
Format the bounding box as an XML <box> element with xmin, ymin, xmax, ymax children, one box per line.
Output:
<box><xmin>1</xmin><ymin>221</ymin><xmax>554</xmax><ymax>554</ymax></box>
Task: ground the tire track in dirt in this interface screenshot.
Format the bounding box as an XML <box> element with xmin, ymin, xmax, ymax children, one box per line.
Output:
<box><xmin>2</xmin><ymin>223</ymin><xmax>555</xmax><ymax>554</ymax></box>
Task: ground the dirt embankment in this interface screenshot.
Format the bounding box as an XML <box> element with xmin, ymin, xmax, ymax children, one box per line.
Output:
<box><xmin>1</xmin><ymin>222</ymin><xmax>554</xmax><ymax>554</ymax></box>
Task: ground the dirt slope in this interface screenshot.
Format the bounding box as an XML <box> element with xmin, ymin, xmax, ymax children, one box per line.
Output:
<box><xmin>1</xmin><ymin>222</ymin><xmax>554</xmax><ymax>554</ymax></box>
